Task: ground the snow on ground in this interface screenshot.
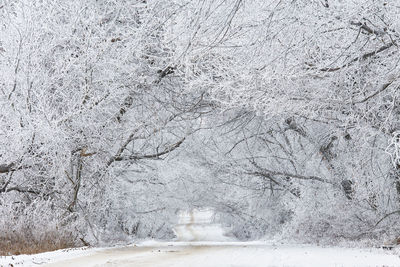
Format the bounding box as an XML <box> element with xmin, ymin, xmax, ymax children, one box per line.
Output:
<box><xmin>1</xmin><ymin>241</ymin><xmax>400</xmax><ymax>267</ymax></box>
<box><xmin>2</xmin><ymin>210</ymin><xmax>400</xmax><ymax>266</ymax></box>
<box><xmin>0</xmin><ymin>246</ymin><xmax>99</xmax><ymax>267</ymax></box>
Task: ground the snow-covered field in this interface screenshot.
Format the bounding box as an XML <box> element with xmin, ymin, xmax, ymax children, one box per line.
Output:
<box><xmin>1</xmin><ymin>241</ymin><xmax>400</xmax><ymax>267</ymax></box>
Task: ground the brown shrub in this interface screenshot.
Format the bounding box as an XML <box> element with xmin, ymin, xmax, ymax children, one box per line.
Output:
<box><xmin>0</xmin><ymin>228</ymin><xmax>79</xmax><ymax>255</ymax></box>
<box><xmin>0</xmin><ymin>200</ymin><xmax>84</xmax><ymax>256</ymax></box>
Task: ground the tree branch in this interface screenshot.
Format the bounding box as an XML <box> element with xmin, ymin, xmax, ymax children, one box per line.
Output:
<box><xmin>320</xmin><ymin>42</ymin><xmax>394</xmax><ymax>72</ymax></box>
<box><xmin>5</xmin><ymin>186</ymin><xmax>41</xmax><ymax>195</ymax></box>
<box><xmin>0</xmin><ymin>163</ymin><xmax>15</xmax><ymax>173</ymax></box>
<box><xmin>249</xmin><ymin>169</ymin><xmax>333</xmax><ymax>185</ymax></box>
<box><xmin>114</xmin><ymin>137</ymin><xmax>185</xmax><ymax>161</ymax></box>
<box><xmin>354</xmin><ymin>80</ymin><xmax>395</xmax><ymax>104</ymax></box>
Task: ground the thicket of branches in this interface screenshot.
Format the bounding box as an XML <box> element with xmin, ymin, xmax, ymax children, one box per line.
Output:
<box><xmin>1</xmin><ymin>0</ymin><xmax>400</xmax><ymax>253</ymax></box>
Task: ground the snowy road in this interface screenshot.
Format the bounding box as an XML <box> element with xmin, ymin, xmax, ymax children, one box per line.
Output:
<box><xmin>38</xmin><ymin>242</ymin><xmax>400</xmax><ymax>267</ymax></box>
<box><xmin>4</xmin><ymin>211</ymin><xmax>400</xmax><ymax>266</ymax></box>
<box><xmin>3</xmin><ymin>210</ymin><xmax>400</xmax><ymax>267</ymax></box>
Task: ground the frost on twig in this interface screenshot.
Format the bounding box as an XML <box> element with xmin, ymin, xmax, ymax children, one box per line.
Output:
<box><xmin>387</xmin><ymin>132</ymin><xmax>400</xmax><ymax>168</ymax></box>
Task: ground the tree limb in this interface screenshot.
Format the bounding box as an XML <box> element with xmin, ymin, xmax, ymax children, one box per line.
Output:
<box><xmin>320</xmin><ymin>42</ymin><xmax>394</xmax><ymax>72</ymax></box>
<box><xmin>5</xmin><ymin>186</ymin><xmax>41</xmax><ymax>195</ymax></box>
<box><xmin>0</xmin><ymin>163</ymin><xmax>15</xmax><ymax>173</ymax></box>
<box><xmin>114</xmin><ymin>137</ymin><xmax>185</xmax><ymax>161</ymax></box>
<box><xmin>354</xmin><ymin>80</ymin><xmax>395</xmax><ymax>104</ymax></box>
<box><xmin>249</xmin><ymin>169</ymin><xmax>333</xmax><ymax>185</ymax></box>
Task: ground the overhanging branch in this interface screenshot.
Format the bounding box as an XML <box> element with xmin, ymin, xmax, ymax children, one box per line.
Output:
<box><xmin>114</xmin><ymin>137</ymin><xmax>185</xmax><ymax>161</ymax></box>
<box><xmin>248</xmin><ymin>169</ymin><xmax>333</xmax><ymax>185</ymax></box>
<box><xmin>320</xmin><ymin>42</ymin><xmax>394</xmax><ymax>72</ymax></box>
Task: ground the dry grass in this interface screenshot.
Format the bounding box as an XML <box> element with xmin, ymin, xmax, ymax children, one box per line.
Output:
<box><xmin>0</xmin><ymin>229</ymin><xmax>79</xmax><ymax>256</ymax></box>
<box><xmin>0</xmin><ymin>199</ymin><xmax>86</xmax><ymax>256</ymax></box>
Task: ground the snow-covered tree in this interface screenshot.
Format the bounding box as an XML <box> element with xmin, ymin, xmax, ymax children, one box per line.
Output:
<box><xmin>1</xmin><ymin>0</ymin><xmax>400</xmax><ymax>253</ymax></box>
